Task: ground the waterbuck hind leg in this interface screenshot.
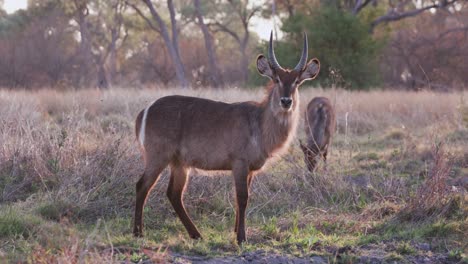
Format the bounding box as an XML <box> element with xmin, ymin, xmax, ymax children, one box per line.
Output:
<box><xmin>234</xmin><ymin>173</ymin><xmax>253</xmax><ymax>234</ymax></box>
<box><xmin>301</xmin><ymin>143</ymin><xmax>318</xmax><ymax>173</ymax></box>
<box><xmin>167</xmin><ymin>164</ymin><xmax>202</xmax><ymax>239</ymax></box>
<box><xmin>134</xmin><ymin>161</ymin><xmax>168</xmax><ymax>237</ymax></box>
<box><xmin>306</xmin><ymin>151</ymin><xmax>318</xmax><ymax>173</ymax></box>
<box><xmin>322</xmin><ymin>150</ymin><xmax>328</xmax><ymax>172</ymax></box>
<box><xmin>233</xmin><ymin>161</ymin><xmax>250</xmax><ymax>244</ymax></box>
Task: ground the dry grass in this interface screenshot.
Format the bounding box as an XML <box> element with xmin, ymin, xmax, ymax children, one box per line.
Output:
<box><xmin>0</xmin><ymin>87</ymin><xmax>466</xmax><ymax>262</ymax></box>
<box><xmin>398</xmin><ymin>142</ymin><xmax>466</xmax><ymax>222</ymax></box>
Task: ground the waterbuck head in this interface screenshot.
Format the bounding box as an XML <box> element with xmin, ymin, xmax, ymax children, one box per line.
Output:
<box><xmin>257</xmin><ymin>32</ymin><xmax>320</xmax><ymax>113</ymax></box>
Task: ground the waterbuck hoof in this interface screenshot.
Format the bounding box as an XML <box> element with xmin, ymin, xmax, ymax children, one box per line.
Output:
<box><xmin>190</xmin><ymin>234</ymin><xmax>202</xmax><ymax>240</ymax></box>
<box><xmin>133</xmin><ymin>228</ymin><xmax>143</xmax><ymax>238</ymax></box>
<box><xmin>237</xmin><ymin>239</ymin><xmax>246</xmax><ymax>245</ymax></box>
<box><xmin>237</xmin><ymin>237</ymin><xmax>246</xmax><ymax>245</ymax></box>
<box><xmin>189</xmin><ymin>231</ymin><xmax>203</xmax><ymax>240</ymax></box>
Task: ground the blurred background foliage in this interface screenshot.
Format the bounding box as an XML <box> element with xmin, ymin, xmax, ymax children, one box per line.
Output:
<box><xmin>278</xmin><ymin>7</ymin><xmax>384</xmax><ymax>89</ymax></box>
<box><xmin>0</xmin><ymin>0</ymin><xmax>466</xmax><ymax>90</ymax></box>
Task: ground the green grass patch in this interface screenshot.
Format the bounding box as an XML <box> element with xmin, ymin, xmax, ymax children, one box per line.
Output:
<box><xmin>353</xmin><ymin>152</ymin><xmax>380</xmax><ymax>162</ymax></box>
<box><xmin>462</xmin><ymin>106</ymin><xmax>468</xmax><ymax>127</ymax></box>
<box><xmin>0</xmin><ymin>207</ymin><xmax>42</xmax><ymax>238</ymax></box>
<box><xmin>448</xmin><ymin>249</ymin><xmax>466</xmax><ymax>262</ymax></box>
<box><xmin>384</xmin><ymin>252</ymin><xmax>404</xmax><ymax>262</ymax></box>
<box><xmin>357</xmin><ymin>234</ymin><xmax>379</xmax><ymax>245</ymax></box>
<box><xmin>372</xmin><ymin>219</ymin><xmax>465</xmax><ymax>244</ymax></box>
<box><xmin>447</xmin><ymin>129</ymin><xmax>468</xmax><ymax>142</ymax></box>
<box><xmin>359</xmin><ymin>131</ymin><xmax>405</xmax><ymax>149</ymax></box>
<box><xmin>261</xmin><ymin>217</ymin><xmax>280</xmax><ymax>240</ymax></box>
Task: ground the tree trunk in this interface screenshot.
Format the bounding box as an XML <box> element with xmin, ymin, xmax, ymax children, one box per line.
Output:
<box><xmin>240</xmin><ymin>22</ymin><xmax>250</xmax><ymax>84</ymax></box>
<box><xmin>240</xmin><ymin>45</ymin><xmax>248</xmax><ymax>84</ymax></box>
<box><xmin>107</xmin><ymin>27</ymin><xmax>119</xmax><ymax>87</ymax></box>
<box><xmin>75</xmin><ymin>1</ymin><xmax>96</xmax><ymax>87</ymax></box>
<box><xmin>143</xmin><ymin>0</ymin><xmax>189</xmax><ymax>88</ymax></box>
<box><xmin>97</xmin><ymin>61</ymin><xmax>110</xmax><ymax>89</ymax></box>
<box><xmin>194</xmin><ymin>0</ymin><xmax>223</xmax><ymax>88</ymax></box>
<box><xmin>167</xmin><ymin>0</ymin><xmax>180</xmax><ymax>59</ymax></box>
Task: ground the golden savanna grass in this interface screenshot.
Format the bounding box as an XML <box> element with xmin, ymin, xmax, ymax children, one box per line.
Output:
<box><xmin>0</xmin><ymin>87</ymin><xmax>467</xmax><ymax>263</ymax></box>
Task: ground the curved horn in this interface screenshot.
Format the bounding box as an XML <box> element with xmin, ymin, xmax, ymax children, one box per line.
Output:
<box><xmin>294</xmin><ymin>32</ymin><xmax>308</xmax><ymax>71</ymax></box>
<box><xmin>268</xmin><ymin>31</ymin><xmax>282</xmax><ymax>70</ymax></box>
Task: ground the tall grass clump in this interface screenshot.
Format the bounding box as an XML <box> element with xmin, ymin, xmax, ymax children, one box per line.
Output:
<box><xmin>397</xmin><ymin>142</ymin><xmax>466</xmax><ymax>222</ymax></box>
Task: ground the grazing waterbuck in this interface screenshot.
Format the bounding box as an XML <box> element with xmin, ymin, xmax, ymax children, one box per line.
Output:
<box><xmin>299</xmin><ymin>97</ymin><xmax>335</xmax><ymax>172</ymax></box>
<box><xmin>133</xmin><ymin>32</ymin><xmax>320</xmax><ymax>244</ymax></box>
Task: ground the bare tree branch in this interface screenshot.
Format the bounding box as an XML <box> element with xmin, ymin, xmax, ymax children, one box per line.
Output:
<box><xmin>370</xmin><ymin>0</ymin><xmax>459</xmax><ymax>33</ymax></box>
<box><xmin>126</xmin><ymin>1</ymin><xmax>161</xmax><ymax>33</ymax></box>
<box><xmin>210</xmin><ymin>22</ymin><xmax>241</xmax><ymax>44</ymax></box>
<box><xmin>352</xmin><ymin>0</ymin><xmax>374</xmax><ymax>15</ymax></box>
<box><xmin>194</xmin><ymin>0</ymin><xmax>223</xmax><ymax>87</ymax></box>
<box><xmin>140</xmin><ymin>0</ymin><xmax>189</xmax><ymax>88</ymax></box>
<box><xmin>167</xmin><ymin>0</ymin><xmax>179</xmax><ymax>51</ymax></box>
<box><xmin>247</xmin><ymin>6</ymin><xmax>261</xmax><ymax>24</ymax></box>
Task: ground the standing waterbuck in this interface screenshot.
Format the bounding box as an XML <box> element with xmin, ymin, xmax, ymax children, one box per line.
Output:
<box><xmin>299</xmin><ymin>97</ymin><xmax>335</xmax><ymax>172</ymax></box>
<box><xmin>133</xmin><ymin>32</ymin><xmax>320</xmax><ymax>244</ymax></box>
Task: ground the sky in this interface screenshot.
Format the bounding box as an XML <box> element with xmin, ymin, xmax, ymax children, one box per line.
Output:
<box><xmin>3</xmin><ymin>0</ymin><xmax>27</xmax><ymax>14</ymax></box>
<box><xmin>252</xmin><ymin>17</ymin><xmax>277</xmax><ymax>40</ymax></box>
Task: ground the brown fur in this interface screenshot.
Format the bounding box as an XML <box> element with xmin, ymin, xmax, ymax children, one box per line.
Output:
<box><xmin>300</xmin><ymin>97</ymin><xmax>335</xmax><ymax>172</ymax></box>
<box><xmin>133</xmin><ymin>54</ymin><xmax>320</xmax><ymax>244</ymax></box>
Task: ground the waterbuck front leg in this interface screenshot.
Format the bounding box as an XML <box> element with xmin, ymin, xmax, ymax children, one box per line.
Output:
<box><xmin>233</xmin><ymin>160</ymin><xmax>250</xmax><ymax>244</ymax></box>
<box><xmin>234</xmin><ymin>173</ymin><xmax>253</xmax><ymax>234</ymax></box>
<box><xmin>167</xmin><ymin>164</ymin><xmax>202</xmax><ymax>239</ymax></box>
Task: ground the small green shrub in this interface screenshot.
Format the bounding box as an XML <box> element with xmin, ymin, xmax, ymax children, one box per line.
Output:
<box><xmin>261</xmin><ymin>217</ymin><xmax>280</xmax><ymax>240</ymax></box>
<box><xmin>37</xmin><ymin>200</ymin><xmax>77</xmax><ymax>222</ymax></box>
<box><xmin>448</xmin><ymin>249</ymin><xmax>464</xmax><ymax>261</ymax></box>
<box><xmin>396</xmin><ymin>242</ymin><xmax>416</xmax><ymax>255</ymax></box>
<box><xmin>385</xmin><ymin>129</ymin><xmax>405</xmax><ymax>141</ymax></box>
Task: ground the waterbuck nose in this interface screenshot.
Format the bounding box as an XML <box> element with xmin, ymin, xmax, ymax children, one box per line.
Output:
<box><xmin>280</xmin><ymin>97</ymin><xmax>293</xmax><ymax>108</ymax></box>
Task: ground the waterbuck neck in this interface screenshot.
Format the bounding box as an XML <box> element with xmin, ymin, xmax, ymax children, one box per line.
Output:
<box><xmin>259</xmin><ymin>88</ymin><xmax>300</xmax><ymax>157</ymax></box>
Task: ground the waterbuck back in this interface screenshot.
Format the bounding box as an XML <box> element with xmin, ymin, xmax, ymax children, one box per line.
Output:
<box><xmin>300</xmin><ymin>97</ymin><xmax>335</xmax><ymax>172</ymax></box>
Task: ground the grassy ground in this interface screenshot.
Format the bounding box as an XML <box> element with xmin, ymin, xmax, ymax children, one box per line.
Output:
<box><xmin>0</xmin><ymin>87</ymin><xmax>467</xmax><ymax>263</ymax></box>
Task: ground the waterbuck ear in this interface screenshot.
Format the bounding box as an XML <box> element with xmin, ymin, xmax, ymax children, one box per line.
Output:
<box><xmin>298</xmin><ymin>58</ymin><xmax>320</xmax><ymax>82</ymax></box>
<box><xmin>256</xmin><ymin>55</ymin><xmax>275</xmax><ymax>79</ymax></box>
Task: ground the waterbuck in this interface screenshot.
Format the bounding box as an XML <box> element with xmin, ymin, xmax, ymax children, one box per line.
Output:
<box><xmin>133</xmin><ymin>32</ymin><xmax>320</xmax><ymax>244</ymax></box>
<box><xmin>299</xmin><ymin>97</ymin><xmax>335</xmax><ymax>172</ymax></box>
